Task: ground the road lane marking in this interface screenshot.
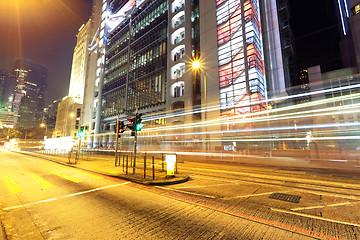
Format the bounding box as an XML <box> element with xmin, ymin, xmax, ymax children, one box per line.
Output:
<box><xmin>191</xmin><ymin>175</ymin><xmax>240</xmax><ymax>183</ymax></box>
<box><xmin>157</xmin><ymin>186</ymin><xmax>216</xmax><ymax>199</ymax></box>
<box><xmin>50</xmin><ymin>171</ymin><xmax>82</xmax><ymax>183</ymax></box>
<box><xmin>291</xmin><ymin>205</ymin><xmax>325</xmax><ymax>211</ymax></box>
<box><xmin>291</xmin><ymin>202</ymin><xmax>354</xmax><ymax>211</ymax></box>
<box><xmin>3</xmin><ymin>177</ymin><xmax>22</xmax><ymax>194</ymax></box>
<box><xmin>2</xmin><ymin>182</ymin><xmax>131</xmax><ymax>211</ymax></box>
<box><xmin>271</xmin><ymin>208</ymin><xmax>360</xmax><ymax>228</ymax></box>
<box><xmin>222</xmin><ymin>192</ymin><xmax>276</xmax><ymax>200</ymax></box>
<box><xmin>28</xmin><ymin>173</ymin><xmax>54</xmax><ymax>188</ymax></box>
<box><xmin>173</xmin><ymin>182</ymin><xmax>240</xmax><ymax>189</ymax></box>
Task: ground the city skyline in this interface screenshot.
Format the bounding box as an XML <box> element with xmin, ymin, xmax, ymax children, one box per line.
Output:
<box><xmin>0</xmin><ymin>0</ymin><xmax>92</xmax><ymax>105</ymax></box>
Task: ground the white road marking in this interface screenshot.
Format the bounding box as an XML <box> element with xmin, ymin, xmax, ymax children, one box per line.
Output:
<box><xmin>271</xmin><ymin>208</ymin><xmax>360</xmax><ymax>228</ymax></box>
<box><xmin>173</xmin><ymin>182</ymin><xmax>240</xmax><ymax>189</ymax></box>
<box><xmin>191</xmin><ymin>175</ymin><xmax>240</xmax><ymax>183</ymax></box>
<box><xmin>222</xmin><ymin>192</ymin><xmax>277</xmax><ymax>200</ymax></box>
<box><xmin>157</xmin><ymin>186</ymin><xmax>216</xmax><ymax>199</ymax></box>
<box><xmin>291</xmin><ymin>201</ymin><xmax>355</xmax><ymax>211</ymax></box>
<box><xmin>2</xmin><ymin>182</ymin><xmax>130</xmax><ymax>211</ymax></box>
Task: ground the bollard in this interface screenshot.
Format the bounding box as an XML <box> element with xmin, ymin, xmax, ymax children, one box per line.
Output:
<box><xmin>126</xmin><ymin>155</ymin><xmax>129</xmax><ymax>175</ymax></box>
<box><xmin>75</xmin><ymin>151</ymin><xmax>79</xmax><ymax>164</ymax></box>
<box><xmin>123</xmin><ymin>155</ymin><xmax>125</xmax><ymax>172</ymax></box>
<box><xmin>130</xmin><ymin>152</ymin><xmax>133</xmax><ymax>167</ymax></box>
<box><xmin>68</xmin><ymin>151</ymin><xmax>71</xmax><ymax>163</ymax></box>
<box><xmin>152</xmin><ymin>156</ymin><xmax>155</xmax><ymax>180</ymax></box>
<box><xmin>144</xmin><ymin>154</ymin><xmax>146</xmax><ymax>179</ymax></box>
<box><xmin>175</xmin><ymin>154</ymin><xmax>178</xmax><ymax>174</ymax></box>
<box><xmin>162</xmin><ymin>153</ymin><xmax>164</xmax><ymax>172</ymax></box>
<box><xmin>115</xmin><ymin>152</ymin><xmax>117</xmax><ymax>166</ymax></box>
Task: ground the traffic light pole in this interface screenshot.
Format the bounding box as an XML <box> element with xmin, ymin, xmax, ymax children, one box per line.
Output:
<box><xmin>115</xmin><ymin>115</ymin><xmax>120</xmax><ymax>165</ymax></box>
<box><xmin>133</xmin><ymin>109</ymin><xmax>137</xmax><ymax>174</ymax></box>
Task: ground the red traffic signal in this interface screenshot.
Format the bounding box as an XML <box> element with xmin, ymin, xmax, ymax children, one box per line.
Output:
<box><xmin>127</xmin><ymin>118</ymin><xmax>135</xmax><ymax>131</ymax></box>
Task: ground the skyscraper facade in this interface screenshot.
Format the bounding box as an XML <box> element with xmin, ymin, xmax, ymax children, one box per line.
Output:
<box><xmin>81</xmin><ymin>0</ymin><xmax>293</xmax><ymax>148</ymax></box>
<box><xmin>12</xmin><ymin>59</ymin><xmax>47</xmax><ymax>129</ymax></box>
<box><xmin>68</xmin><ymin>20</ymin><xmax>92</xmax><ymax>103</ymax></box>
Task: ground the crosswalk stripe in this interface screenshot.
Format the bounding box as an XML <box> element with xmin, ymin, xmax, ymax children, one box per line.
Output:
<box><xmin>3</xmin><ymin>177</ymin><xmax>22</xmax><ymax>194</ymax></box>
<box><xmin>50</xmin><ymin>171</ymin><xmax>82</xmax><ymax>183</ymax></box>
<box><xmin>28</xmin><ymin>173</ymin><xmax>54</xmax><ymax>188</ymax></box>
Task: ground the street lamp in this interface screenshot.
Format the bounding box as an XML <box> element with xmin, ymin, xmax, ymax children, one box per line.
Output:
<box><xmin>191</xmin><ymin>59</ymin><xmax>209</xmax><ymax>152</ymax></box>
<box><xmin>192</xmin><ymin>60</ymin><xmax>207</xmax><ymax>107</ymax></box>
<box><xmin>40</xmin><ymin>123</ymin><xmax>48</xmax><ymax>139</ymax></box>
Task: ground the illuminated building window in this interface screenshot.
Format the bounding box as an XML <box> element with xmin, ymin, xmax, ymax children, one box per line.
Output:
<box><xmin>351</xmin><ymin>3</ymin><xmax>360</xmax><ymax>16</ymax></box>
<box><xmin>216</xmin><ymin>0</ymin><xmax>266</xmax><ymax>117</ymax></box>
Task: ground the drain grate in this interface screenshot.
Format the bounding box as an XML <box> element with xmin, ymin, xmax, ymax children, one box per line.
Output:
<box><xmin>269</xmin><ymin>193</ymin><xmax>301</xmax><ymax>203</ymax></box>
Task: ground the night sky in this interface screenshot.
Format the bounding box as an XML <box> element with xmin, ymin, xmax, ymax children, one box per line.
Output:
<box><xmin>0</xmin><ymin>0</ymin><xmax>343</xmax><ymax>105</ymax></box>
<box><xmin>0</xmin><ymin>0</ymin><xmax>93</xmax><ymax>105</ymax></box>
<box><xmin>289</xmin><ymin>0</ymin><xmax>343</xmax><ymax>72</ymax></box>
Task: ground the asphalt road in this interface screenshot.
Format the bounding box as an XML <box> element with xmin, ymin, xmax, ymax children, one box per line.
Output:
<box><xmin>1</xmin><ymin>150</ymin><xmax>360</xmax><ymax>239</ymax></box>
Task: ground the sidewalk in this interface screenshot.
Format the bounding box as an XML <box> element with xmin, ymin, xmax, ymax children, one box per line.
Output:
<box><xmin>17</xmin><ymin>151</ymin><xmax>189</xmax><ymax>185</ymax></box>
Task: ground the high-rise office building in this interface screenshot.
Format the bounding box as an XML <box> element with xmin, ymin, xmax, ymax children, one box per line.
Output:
<box><xmin>103</xmin><ymin>0</ymin><xmax>168</xmax><ymax>137</ymax></box>
<box><xmin>0</xmin><ymin>70</ymin><xmax>7</xmax><ymax>107</ymax></box>
<box><xmin>54</xmin><ymin>19</ymin><xmax>92</xmax><ymax>139</ymax></box>
<box><xmin>12</xmin><ymin>59</ymin><xmax>47</xmax><ymax>129</ymax></box>
<box><xmin>68</xmin><ymin>20</ymin><xmax>92</xmax><ymax>103</ymax></box>
<box><xmin>81</xmin><ymin>0</ymin><xmax>295</xmax><ymax>147</ymax></box>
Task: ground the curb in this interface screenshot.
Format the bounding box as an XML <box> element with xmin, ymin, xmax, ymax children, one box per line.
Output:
<box><xmin>16</xmin><ymin>151</ymin><xmax>190</xmax><ymax>186</ymax></box>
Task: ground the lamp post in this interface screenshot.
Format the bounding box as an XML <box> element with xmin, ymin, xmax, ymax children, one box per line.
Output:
<box><xmin>40</xmin><ymin>123</ymin><xmax>48</xmax><ymax>139</ymax></box>
<box><xmin>192</xmin><ymin>60</ymin><xmax>209</xmax><ymax>152</ymax></box>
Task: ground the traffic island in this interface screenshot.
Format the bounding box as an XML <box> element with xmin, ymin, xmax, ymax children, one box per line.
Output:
<box><xmin>15</xmin><ymin>150</ymin><xmax>190</xmax><ymax>186</ymax></box>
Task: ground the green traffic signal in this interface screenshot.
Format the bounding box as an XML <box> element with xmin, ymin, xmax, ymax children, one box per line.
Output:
<box><xmin>135</xmin><ymin>123</ymin><xmax>143</xmax><ymax>131</ymax></box>
<box><xmin>135</xmin><ymin>113</ymin><xmax>143</xmax><ymax>131</ymax></box>
<box><xmin>78</xmin><ymin>126</ymin><xmax>85</xmax><ymax>138</ymax></box>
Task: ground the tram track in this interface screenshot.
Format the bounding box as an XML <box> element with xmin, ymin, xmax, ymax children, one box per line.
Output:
<box><xmin>177</xmin><ymin>165</ymin><xmax>360</xmax><ymax>201</ymax></box>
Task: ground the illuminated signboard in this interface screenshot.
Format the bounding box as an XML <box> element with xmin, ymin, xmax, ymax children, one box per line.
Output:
<box><xmin>105</xmin><ymin>0</ymin><xmax>136</xmax><ymax>39</ymax></box>
<box><xmin>216</xmin><ymin>0</ymin><xmax>266</xmax><ymax>117</ymax></box>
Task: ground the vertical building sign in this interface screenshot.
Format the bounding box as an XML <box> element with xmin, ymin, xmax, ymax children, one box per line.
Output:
<box><xmin>216</xmin><ymin>0</ymin><xmax>266</xmax><ymax>117</ymax></box>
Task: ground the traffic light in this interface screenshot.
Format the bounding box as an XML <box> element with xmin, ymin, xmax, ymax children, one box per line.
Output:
<box><xmin>114</xmin><ymin>121</ymin><xmax>126</xmax><ymax>137</ymax></box>
<box><xmin>78</xmin><ymin>126</ymin><xmax>85</xmax><ymax>138</ymax></box>
<box><xmin>127</xmin><ymin>117</ymin><xmax>135</xmax><ymax>131</ymax></box>
<box><xmin>135</xmin><ymin>113</ymin><xmax>143</xmax><ymax>131</ymax></box>
<box><xmin>118</xmin><ymin>121</ymin><xmax>126</xmax><ymax>133</ymax></box>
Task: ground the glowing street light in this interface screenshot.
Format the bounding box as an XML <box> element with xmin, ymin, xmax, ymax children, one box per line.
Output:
<box><xmin>40</xmin><ymin>123</ymin><xmax>48</xmax><ymax>139</ymax></box>
<box><xmin>191</xmin><ymin>59</ymin><xmax>209</xmax><ymax>152</ymax></box>
<box><xmin>192</xmin><ymin>60</ymin><xmax>200</xmax><ymax>70</ymax></box>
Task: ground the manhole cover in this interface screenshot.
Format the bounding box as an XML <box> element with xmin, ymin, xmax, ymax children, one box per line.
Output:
<box><xmin>269</xmin><ymin>193</ymin><xmax>301</xmax><ymax>203</ymax></box>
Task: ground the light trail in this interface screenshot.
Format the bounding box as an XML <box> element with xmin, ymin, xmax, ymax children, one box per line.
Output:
<box><xmin>143</xmin><ymin>77</ymin><xmax>360</xmax><ymax>122</ymax></box>
<box><xmin>143</xmin><ymin>103</ymin><xmax>360</xmax><ymax>134</ymax></box>
<box><xmin>139</xmin><ymin>121</ymin><xmax>360</xmax><ymax>139</ymax></box>
<box><xmin>142</xmin><ymin>92</ymin><xmax>360</xmax><ymax>133</ymax></box>
<box><xmin>163</xmin><ymin>135</ymin><xmax>360</xmax><ymax>144</ymax></box>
